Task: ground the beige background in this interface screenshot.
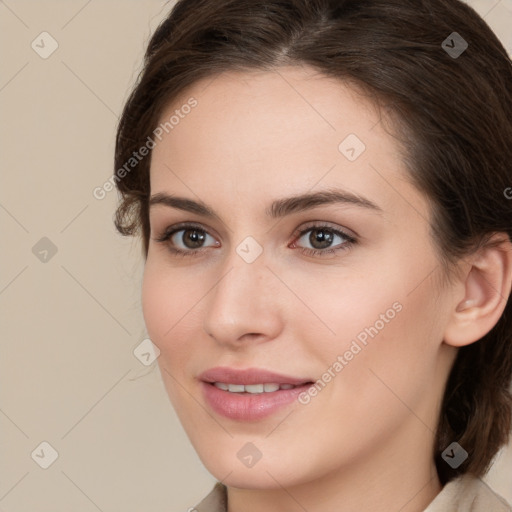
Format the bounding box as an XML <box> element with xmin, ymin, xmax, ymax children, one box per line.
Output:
<box><xmin>1</xmin><ymin>0</ymin><xmax>511</xmax><ymax>510</ymax></box>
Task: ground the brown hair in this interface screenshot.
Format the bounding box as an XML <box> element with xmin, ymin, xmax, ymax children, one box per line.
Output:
<box><xmin>114</xmin><ymin>0</ymin><xmax>512</xmax><ymax>485</ymax></box>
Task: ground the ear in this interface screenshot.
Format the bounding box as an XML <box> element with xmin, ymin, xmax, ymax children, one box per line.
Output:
<box><xmin>443</xmin><ymin>234</ymin><xmax>512</xmax><ymax>347</ymax></box>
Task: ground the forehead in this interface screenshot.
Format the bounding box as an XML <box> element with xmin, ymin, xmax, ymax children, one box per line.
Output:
<box><xmin>149</xmin><ymin>66</ymin><xmax>425</xmax><ymax>222</ymax></box>
<box><xmin>153</xmin><ymin>66</ymin><xmax>381</xmax><ymax>160</ymax></box>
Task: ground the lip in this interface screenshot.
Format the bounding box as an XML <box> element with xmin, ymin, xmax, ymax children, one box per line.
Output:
<box><xmin>199</xmin><ymin>367</ymin><xmax>311</xmax><ymax>386</ymax></box>
<box><xmin>199</xmin><ymin>367</ymin><xmax>314</xmax><ymax>421</ymax></box>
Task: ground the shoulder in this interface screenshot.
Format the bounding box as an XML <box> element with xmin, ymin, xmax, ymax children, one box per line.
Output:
<box><xmin>191</xmin><ymin>476</ymin><xmax>512</xmax><ymax>512</ymax></box>
<box><xmin>193</xmin><ymin>482</ymin><xmax>227</xmax><ymax>512</ymax></box>
<box><xmin>424</xmin><ymin>474</ymin><xmax>512</xmax><ymax>512</ymax></box>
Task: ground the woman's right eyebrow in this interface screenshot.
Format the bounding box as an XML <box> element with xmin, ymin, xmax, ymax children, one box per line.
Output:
<box><xmin>148</xmin><ymin>188</ymin><xmax>383</xmax><ymax>220</ymax></box>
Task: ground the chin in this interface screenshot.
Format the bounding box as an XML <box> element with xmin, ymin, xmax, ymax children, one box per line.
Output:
<box><xmin>200</xmin><ymin>452</ymin><xmax>311</xmax><ymax>490</ymax></box>
<box><xmin>211</xmin><ymin>468</ymin><xmax>290</xmax><ymax>490</ymax></box>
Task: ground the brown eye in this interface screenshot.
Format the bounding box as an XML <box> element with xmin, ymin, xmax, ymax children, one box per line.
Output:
<box><xmin>169</xmin><ymin>227</ymin><xmax>219</xmax><ymax>251</ymax></box>
<box><xmin>154</xmin><ymin>223</ymin><xmax>220</xmax><ymax>257</ymax></box>
<box><xmin>295</xmin><ymin>226</ymin><xmax>353</xmax><ymax>252</ymax></box>
<box><xmin>290</xmin><ymin>223</ymin><xmax>357</xmax><ymax>258</ymax></box>
<box><xmin>306</xmin><ymin>228</ymin><xmax>336</xmax><ymax>250</ymax></box>
<box><xmin>174</xmin><ymin>228</ymin><xmax>208</xmax><ymax>249</ymax></box>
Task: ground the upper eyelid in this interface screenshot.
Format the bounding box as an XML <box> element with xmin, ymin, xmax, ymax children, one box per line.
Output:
<box><xmin>157</xmin><ymin>221</ymin><xmax>219</xmax><ymax>240</ymax></box>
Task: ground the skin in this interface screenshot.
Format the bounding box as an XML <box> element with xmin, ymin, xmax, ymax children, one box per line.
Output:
<box><xmin>142</xmin><ymin>66</ymin><xmax>512</xmax><ymax>512</ymax></box>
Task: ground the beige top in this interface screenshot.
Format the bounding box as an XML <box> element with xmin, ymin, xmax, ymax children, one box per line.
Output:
<box><xmin>194</xmin><ymin>474</ymin><xmax>511</xmax><ymax>512</ymax></box>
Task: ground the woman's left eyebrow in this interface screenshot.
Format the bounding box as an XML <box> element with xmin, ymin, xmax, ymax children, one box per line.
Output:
<box><xmin>149</xmin><ymin>188</ymin><xmax>383</xmax><ymax>220</ymax></box>
<box><xmin>266</xmin><ymin>189</ymin><xmax>383</xmax><ymax>218</ymax></box>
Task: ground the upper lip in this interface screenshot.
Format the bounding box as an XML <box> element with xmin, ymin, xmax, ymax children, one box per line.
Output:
<box><xmin>199</xmin><ymin>367</ymin><xmax>312</xmax><ymax>386</ymax></box>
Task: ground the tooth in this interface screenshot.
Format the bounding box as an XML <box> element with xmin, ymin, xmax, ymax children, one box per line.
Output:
<box><xmin>228</xmin><ymin>384</ymin><xmax>245</xmax><ymax>393</ymax></box>
<box><xmin>245</xmin><ymin>384</ymin><xmax>264</xmax><ymax>393</ymax></box>
<box><xmin>215</xmin><ymin>382</ymin><xmax>297</xmax><ymax>393</ymax></box>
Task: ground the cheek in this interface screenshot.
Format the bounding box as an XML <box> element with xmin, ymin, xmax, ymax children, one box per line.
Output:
<box><xmin>279</xmin><ymin>262</ymin><xmax>406</xmax><ymax>360</ymax></box>
<box><xmin>141</xmin><ymin>262</ymin><xmax>169</xmax><ymax>343</ymax></box>
<box><xmin>141</xmin><ymin>261</ymin><xmax>200</xmax><ymax>410</ymax></box>
<box><xmin>300</xmin><ymin>239</ymin><xmax>441</xmax><ymax>354</ymax></box>
<box><xmin>287</xmin><ymin>251</ymin><xmax>443</xmax><ymax>407</ymax></box>
<box><xmin>141</xmin><ymin>259</ymin><xmax>208</xmax><ymax>370</ymax></box>
<box><xmin>347</xmin><ymin>289</ymin><xmax>441</xmax><ymax>428</ymax></box>
<box><xmin>141</xmin><ymin>260</ymin><xmax>190</xmax><ymax>356</ymax></box>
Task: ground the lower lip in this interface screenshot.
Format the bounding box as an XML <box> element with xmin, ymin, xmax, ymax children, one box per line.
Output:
<box><xmin>201</xmin><ymin>382</ymin><xmax>312</xmax><ymax>421</ymax></box>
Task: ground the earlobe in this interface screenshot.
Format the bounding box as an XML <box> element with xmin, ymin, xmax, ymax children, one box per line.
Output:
<box><xmin>443</xmin><ymin>234</ymin><xmax>512</xmax><ymax>348</ymax></box>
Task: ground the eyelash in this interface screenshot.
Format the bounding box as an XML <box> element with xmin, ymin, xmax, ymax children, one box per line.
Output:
<box><xmin>153</xmin><ymin>222</ymin><xmax>357</xmax><ymax>258</ymax></box>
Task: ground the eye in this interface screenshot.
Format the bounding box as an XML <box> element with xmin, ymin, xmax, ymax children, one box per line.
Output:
<box><xmin>153</xmin><ymin>222</ymin><xmax>220</xmax><ymax>257</ymax></box>
<box><xmin>291</xmin><ymin>224</ymin><xmax>356</xmax><ymax>257</ymax></box>
<box><xmin>153</xmin><ymin>221</ymin><xmax>357</xmax><ymax>259</ymax></box>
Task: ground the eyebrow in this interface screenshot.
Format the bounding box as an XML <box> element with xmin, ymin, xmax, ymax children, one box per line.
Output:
<box><xmin>149</xmin><ymin>188</ymin><xmax>383</xmax><ymax>220</ymax></box>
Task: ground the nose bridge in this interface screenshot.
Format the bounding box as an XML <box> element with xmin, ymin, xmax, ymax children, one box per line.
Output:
<box><xmin>202</xmin><ymin>243</ymin><xmax>281</xmax><ymax>345</ymax></box>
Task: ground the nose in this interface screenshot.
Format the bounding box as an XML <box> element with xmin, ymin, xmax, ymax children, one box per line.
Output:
<box><xmin>202</xmin><ymin>249</ymin><xmax>283</xmax><ymax>349</ymax></box>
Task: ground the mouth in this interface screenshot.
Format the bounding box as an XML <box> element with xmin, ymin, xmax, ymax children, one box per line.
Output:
<box><xmin>199</xmin><ymin>366</ymin><xmax>313</xmax><ymax>387</ymax></box>
<box><xmin>210</xmin><ymin>382</ymin><xmax>305</xmax><ymax>393</ymax></box>
<box><xmin>199</xmin><ymin>367</ymin><xmax>314</xmax><ymax>421</ymax></box>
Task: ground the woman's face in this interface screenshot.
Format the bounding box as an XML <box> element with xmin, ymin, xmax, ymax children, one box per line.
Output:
<box><xmin>143</xmin><ymin>66</ymin><xmax>457</xmax><ymax>489</ymax></box>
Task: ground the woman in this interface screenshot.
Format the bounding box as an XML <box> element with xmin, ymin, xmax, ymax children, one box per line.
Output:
<box><xmin>113</xmin><ymin>0</ymin><xmax>512</xmax><ymax>510</ymax></box>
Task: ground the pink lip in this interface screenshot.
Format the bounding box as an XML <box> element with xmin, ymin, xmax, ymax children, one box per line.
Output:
<box><xmin>199</xmin><ymin>367</ymin><xmax>313</xmax><ymax>421</ymax></box>
<box><xmin>199</xmin><ymin>367</ymin><xmax>311</xmax><ymax>386</ymax></box>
